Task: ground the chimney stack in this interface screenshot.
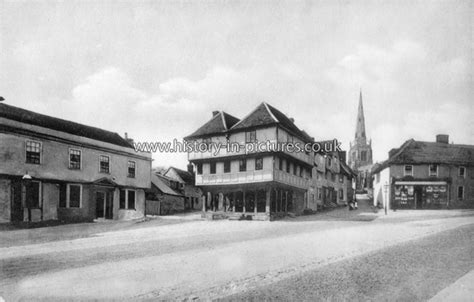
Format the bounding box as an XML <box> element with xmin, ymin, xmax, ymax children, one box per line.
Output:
<box><xmin>289</xmin><ymin>118</ymin><xmax>295</xmax><ymax>123</ymax></box>
<box><xmin>187</xmin><ymin>163</ymin><xmax>194</xmax><ymax>174</ymax></box>
<box><xmin>436</xmin><ymin>134</ymin><xmax>449</xmax><ymax>144</ymax></box>
<box><xmin>212</xmin><ymin>111</ymin><xmax>219</xmax><ymax>117</ymax></box>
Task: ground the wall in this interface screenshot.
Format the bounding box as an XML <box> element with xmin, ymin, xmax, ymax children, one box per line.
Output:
<box><xmin>373</xmin><ymin>167</ymin><xmax>391</xmax><ymax>210</ymax></box>
<box><xmin>0</xmin><ymin>132</ymin><xmax>151</xmax><ymax>189</ymax></box>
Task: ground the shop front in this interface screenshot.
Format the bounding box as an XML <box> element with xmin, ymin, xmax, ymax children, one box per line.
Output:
<box><xmin>393</xmin><ymin>181</ymin><xmax>448</xmax><ymax>209</ymax></box>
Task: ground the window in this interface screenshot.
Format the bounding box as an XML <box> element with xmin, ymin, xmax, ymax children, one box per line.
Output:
<box><xmin>286</xmin><ymin>161</ymin><xmax>291</xmax><ymax>173</ymax></box>
<box><xmin>339</xmin><ymin>189</ymin><xmax>343</xmax><ymax>199</ymax></box>
<box><xmin>278</xmin><ymin>157</ymin><xmax>283</xmax><ymax>170</ymax></box>
<box><xmin>127</xmin><ymin>190</ymin><xmax>136</xmax><ymax>209</ymax></box>
<box><xmin>203</xmin><ymin>138</ymin><xmax>212</xmax><ymax>150</ymax></box>
<box><xmin>459</xmin><ymin>167</ymin><xmax>466</xmax><ymax>178</ymax></box>
<box><xmin>99</xmin><ymin>155</ymin><xmax>110</xmax><ymax>173</ymax></box>
<box><xmin>210</xmin><ymin>162</ymin><xmax>216</xmax><ymax>174</ymax></box>
<box><xmin>197</xmin><ymin>163</ymin><xmax>203</xmax><ymax>175</ymax></box>
<box><xmin>255</xmin><ymin>157</ymin><xmax>263</xmax><ymax>170</ymax></box>
<box><xmin>68</xmin><ymin>184</ymin><xmax>82</xmax><ymax>208</ymax></box>
<box><xmin>429</xmin><ymin>164</ymin><xmax>438</xmax><ymax>177</ymax></box>
<box><xmin>120</xmin><ymin>190</ymin><xmax>126</xmax><ymax>209</ymax></box>
<box><xmin>128</xmin><ymin>161</ymin><xmax>136</xmax><ymax>178</ymax></box>
<box><xmin>25</xmin><ymin>181</ymin><xmax>41</xmax><ymax>208</ymax></box>
<box><xmin>404</xmin><ymin>165</ymin><xmax>413</xmax><ymax>176</ymax></box>
<box><xmin>299</xmin><ymin>166</ymin><xmax>303</xmax><ymax>177</ymax></box>
<box><xmin>327</xmin><ymin>157</ymin><xmax>332</xmax><ymax>167</ymax></box>
<box><xmin>239</xmin><ymin>159</ymin><xmax>247</xmax><ymax>172</ymax></box>
<box><xmin>293</xmin><ymin>164</ymin><xmax>297</xmax><ymax>175</ymax></box>
<box><xmin>457</xmin><ymin>186</ymin><xmax>464</xmax><ymax>200</ymax></box>
<box><xmin>26</xmin><ymin>140</ymin><xmax>41</xmax><ymax>164</ymax></box>
<box><xmin>361</xmin><ymin>151</ymin><xmax>367</xmax><ymax>162</ymax></box>
<box><xmin>60</xmin><ymin>184</ymin><xmax>82</xmax><ymax>208</ymax></box>
<box><xmin>120</xmin><ymin>189</ymin><xmax>136</xmax><ymax>209</ymax></box>
<box><xmin>69</xmin><ymin>149</ymin><xmax>81</xmax><ymax>169</ymax></box>
<box><xmin>317</xmin><ymin>188</ymin><xmax>322</xmax><ymax>200</ymax></box>
<box><xmin>224</xmin><ymin>160</ymin><xmax>231</xmax><ymax>173</ymax></box>
<box><xmin>245</xmin><ymin>130</ymin><xmax>257</xmax><ymax>143</ymax></box>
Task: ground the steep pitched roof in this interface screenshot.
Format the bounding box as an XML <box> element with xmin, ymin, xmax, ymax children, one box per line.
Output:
<box><xmin>231</xmin><ymin>102</ymin><xmax>311</xmax><ymax>143</ymax></box>
<box><xmin>184</xmin><ymin>111</ymin><xmax>240</xmax><ymax>139</ymax></box>
<box><xmin>378</xmin><ymin>139</ymin><xmax>474</xmax><ymax>169</ymax></box>
<box><xmin>165</xmin><ymin>166</ymin><xmax>194</xmax><ymax>184</ymax></box>
<box><xmin>150</xmin><ymin>174</ymin><xmax>182</xmax><ymax>196</ymax></box>
<box><xmin>0</xmin><ymin>103</ymin><xmax>132</xmax><ymax>148</ymax></box>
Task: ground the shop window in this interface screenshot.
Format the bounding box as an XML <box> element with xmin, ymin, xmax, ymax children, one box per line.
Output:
<box><xmin>25</xmin><ymin>181</ymin><xmax>41</xmax><ymax>208</ymax></box>
<box><xmin>120</xmin><ymin>189</ymin><xmax>136</xmax><ymax>209</ymax></box>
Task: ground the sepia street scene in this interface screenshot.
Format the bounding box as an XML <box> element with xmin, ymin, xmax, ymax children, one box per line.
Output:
<box><xmin>0</xmin><ymin>0</ymin><xmax>473</xmax><ymax>301</ymax></box>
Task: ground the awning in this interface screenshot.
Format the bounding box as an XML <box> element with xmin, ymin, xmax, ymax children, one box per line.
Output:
<box><xmin>394</xmin><ymin>181</ymin><xmax>447</xmax><ymax>186</ymax></box>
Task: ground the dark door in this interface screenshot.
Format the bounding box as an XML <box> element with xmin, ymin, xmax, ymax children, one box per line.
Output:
<box><xmin>96</xmin><ymin>191</ymin><xmax>105</xmax><ymax>218</ymax></box>
<box><xmin>105</xmin><ymin>192</ymin><xmax>113</xmax><ymax>219</ymax></box>
<box><xmin>415</xmin><ymin>186</ymin><xmax>423</xmax><ymax>209</ymax></box>
<box><xmin>11</xmin><ymin>180</ymin><xmax>23</xmax><ymax>222</ymax></box>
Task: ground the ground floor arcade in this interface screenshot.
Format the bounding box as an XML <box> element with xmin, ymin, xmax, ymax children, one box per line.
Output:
<box><xmin>199</xmin><ymin>182</ymin><xmax>306</xmax><ymax>221</ymax></box>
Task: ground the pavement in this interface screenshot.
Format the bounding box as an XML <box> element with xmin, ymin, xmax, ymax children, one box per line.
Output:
<box><xmin>429</xmin><ymin>269</ymin><xmax>474</xmax><ymax>302</ymax></box>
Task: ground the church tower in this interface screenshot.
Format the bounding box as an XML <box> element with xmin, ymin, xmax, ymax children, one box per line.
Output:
<box><xmin>349</xmin><ymin>90</ymin><xmax>373</xmax><ymax>190</ymax></box>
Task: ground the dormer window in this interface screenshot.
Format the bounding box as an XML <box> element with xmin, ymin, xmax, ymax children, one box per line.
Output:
<box><xmin>459</xmin><ymin>167</ymin><xmax>466</xmax><ymax>178</ymax></box>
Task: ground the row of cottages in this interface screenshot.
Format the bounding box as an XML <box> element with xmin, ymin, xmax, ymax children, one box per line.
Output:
<box><xmin>0</xmin><ymin>103</ymin><xmax>152</xmax><ymax>223</ymax></box>
<box><xmin>372</xmin><ymin>134</ymin><xmax>474</xmax><ymax>210</ymax></box>
<box><xmin>184</xmin><ymin>102</ymin><xmax>355</xmax><ymax>220</ymax></box>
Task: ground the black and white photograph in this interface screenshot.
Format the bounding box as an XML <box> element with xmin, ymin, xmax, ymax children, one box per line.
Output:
<box><xmin>0</xmin><ymin>0</ymin><xmax>473</xmax><ymax>301</ymax></box>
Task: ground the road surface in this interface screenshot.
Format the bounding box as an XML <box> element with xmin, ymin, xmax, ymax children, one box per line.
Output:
<box><xmin>1</xmin><ymin>203</ymin><xmax>473</xmax><ymax>301</ymax></box>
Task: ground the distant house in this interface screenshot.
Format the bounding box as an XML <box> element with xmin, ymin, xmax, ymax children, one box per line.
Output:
<box><xmin>372</xmin><ymin>135</ymin><xmax>474</xmax><ymax>210</ymax></box>
<box><xmin>0</xmin><ymin>103</ymin><xmax>152</xmax><ymax>223</ymax></box>
<box><xmin>146</xmin><ymin>174</ymin><xmax>185</xmax><ymax>215</ymax></box>
<box><xmin>164</xmin><ymin>166</ymin><xmax>202</xmax><ymax>211</ymax></box>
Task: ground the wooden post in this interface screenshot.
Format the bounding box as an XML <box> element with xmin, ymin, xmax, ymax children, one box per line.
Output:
<box><xmin>254</xmin><ymin>189</ymin><xmax>258</xmax><ymax>214</ymax></box>
<box><xmin>233</xmin><ymin>191</ymin><xmax>236</xmax><ymax>212</ymax></box>
<box><xmin>265</xmin><ymin>187</ymin><xmax>271</xmax><ymax>214</ymax></box>
<box><xmin>202</xmin><ymin>193</ymin><xmax>206</xmax><ymax>212</ymax></box>
<box><xmin>243</xmin><ymin>189</ymin><xmax>246</xmax><ymax>213</ymax></box>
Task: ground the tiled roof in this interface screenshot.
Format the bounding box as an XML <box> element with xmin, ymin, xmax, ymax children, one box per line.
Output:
<box><xmin>151</xmin><ymin>174</ymin><xmax>182</xmax><ymax>196</ymax></box>
<box><xmin>0</xmin><ymin>103</ymin><xmax>132</xmax><ymax>148</ymax></box>
<box><xmin>184</xmin><ymin>111</ymin><xmax>240</xmax><ymax>139</ymax></box>
<box><xmin>378</xmin><ymin>139</ymin><xmax>474</xmax><ymax>170</ymax></box>
<box><xmin>231</xmin><ymin>102</ymin><xmax>312</xmax><ymax>143</ymax></box>
<box><xmin>166</xmin><ymin>166</ymin><xmax>194</xmax><ymax>184</ymax></box>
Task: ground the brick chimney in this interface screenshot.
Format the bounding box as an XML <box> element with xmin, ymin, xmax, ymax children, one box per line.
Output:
<box><xmin>124</xmin><ymin>132</ymin><xmax>134</xmax><ymax>145</ymax></box>
<box><xmin>212</xmin><ymin>111</ymin><xmax>219</xmax><ymax>117</ymax></box>
<box><xmin>436</xmin><ymin>134</ymin><xmax>449</xmax><ymax>144</ymax></box>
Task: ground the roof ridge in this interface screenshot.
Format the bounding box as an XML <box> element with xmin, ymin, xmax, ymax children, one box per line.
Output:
<box><xmin>220</xmin><ymin>111</ymin><xmax>227</xmax><ymax>130</ymax></box>
<box><xmin>263</xmin><ymin>102</ymin><xmax>279</xmax><ymax>123</ymax></box>
<box><xmin>230</xmin><ymin>102</ymin><xmax>266</xmax><ymax>130</ymax></box>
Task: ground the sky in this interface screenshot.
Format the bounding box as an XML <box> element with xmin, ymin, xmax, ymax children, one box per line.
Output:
<box><xmin>1</xmin><ymin>0</ymin><xmax>472</xmax><ymax>169</ymax></box>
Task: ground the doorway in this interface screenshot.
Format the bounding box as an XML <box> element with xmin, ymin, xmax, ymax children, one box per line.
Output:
<box><xmin>10</xmin><ymin>180</ymin><xmax>23</xmax><ymax>222</ymax></box>
<box><xmin>96</xmin><ymin>191</ymin><xmax>113</xmax><ymax>219</ymax></box>
<box><xmin>414</xmin><ymin>186</ymin><xmax>423</xmax><ymax>209</ymax></box>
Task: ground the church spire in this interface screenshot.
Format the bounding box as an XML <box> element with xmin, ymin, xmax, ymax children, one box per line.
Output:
<box><xmin>355</xmin><ymin>89</ymin><xmax>366</xmax><ymax>142</ymax></box>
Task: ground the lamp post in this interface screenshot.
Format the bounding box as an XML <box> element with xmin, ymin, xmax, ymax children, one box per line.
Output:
<box><xmin>383</xmin><ymin>181</ymin><xmax>389</xmax><ymax>215</ymax></box>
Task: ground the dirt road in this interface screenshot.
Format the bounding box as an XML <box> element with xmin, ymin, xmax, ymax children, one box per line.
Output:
<box><xmin>1</xmin><ymin>205</ymin><xmax>473</xmax><ymax>301</ymax></box>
